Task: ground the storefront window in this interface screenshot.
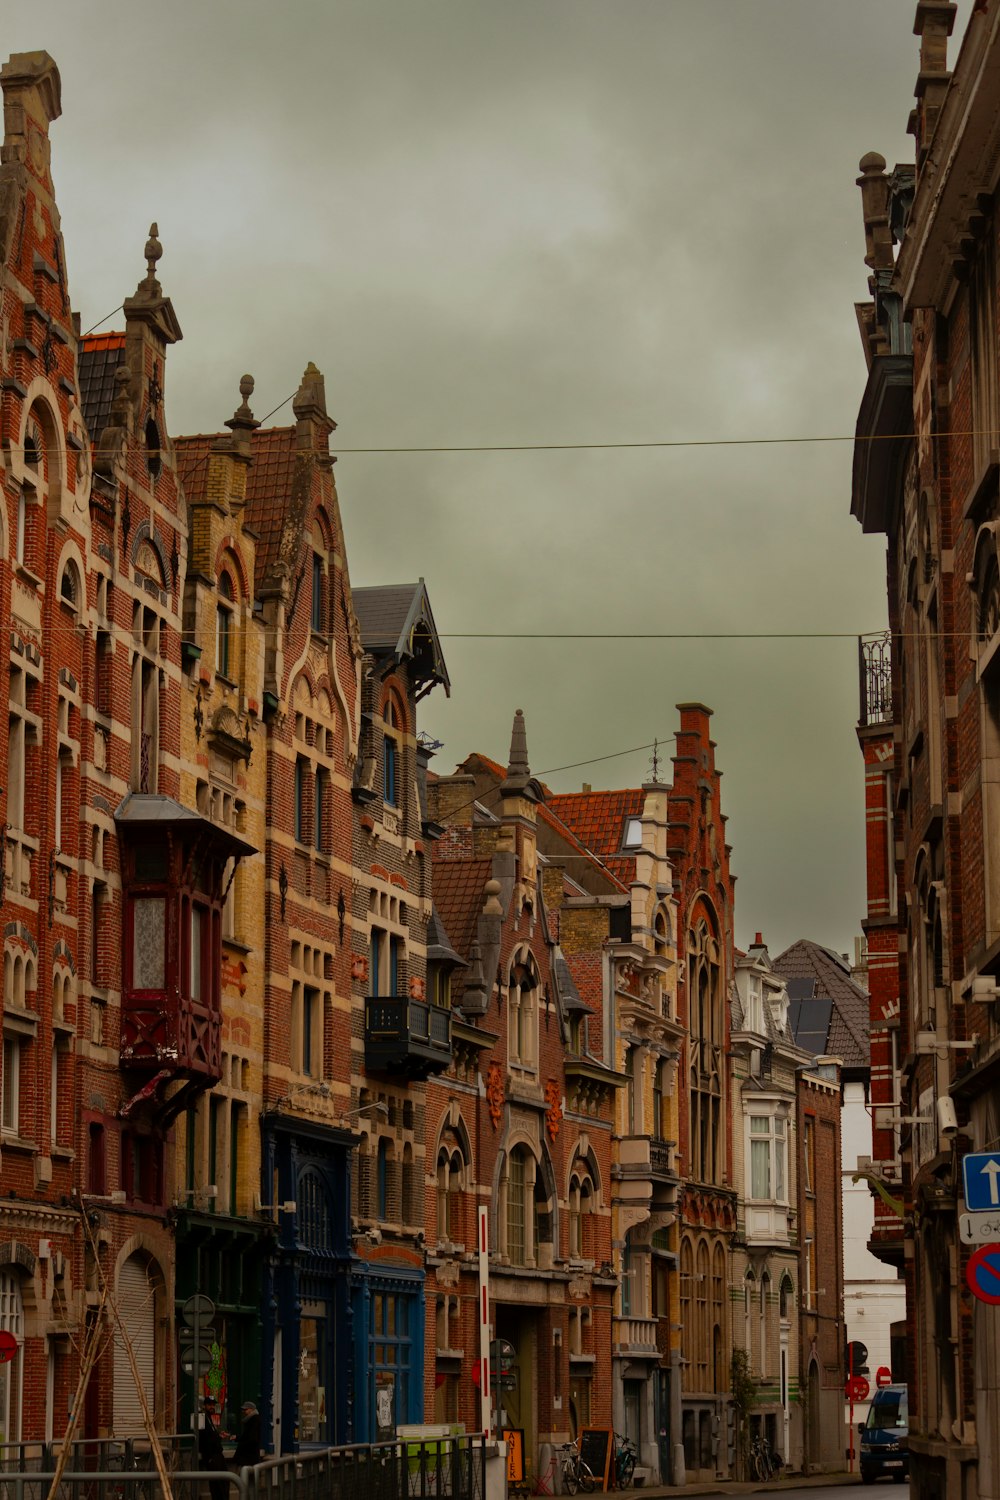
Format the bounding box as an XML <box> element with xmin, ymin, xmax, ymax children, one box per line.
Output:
<box><xmin>370</xmin><ymin>1291</ymin><xmax>412</xmax><ymax>1433</ymax></box>
<box><xmin>298</xmin><ymin>1306</ymin><xmax>328</xmax><ymax>1444</ymax></box>
<box><xmin>0</xmin><ymin>1271</ymin><xmax>23</xmax><ymax>1442</ymax></box>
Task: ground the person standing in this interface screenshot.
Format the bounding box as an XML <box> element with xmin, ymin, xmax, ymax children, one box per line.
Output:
<box><xmin>232</xmin><ymin>1401</ymin><xmax>262</xmax><ymax>1469</ymax></box>
<box><xmin>198</xmin><ymin>1399</ymin><xmax>228</xmax><ymax>1500</ymax></box>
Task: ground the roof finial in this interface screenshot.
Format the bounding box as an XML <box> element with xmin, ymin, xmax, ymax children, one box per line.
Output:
<box><xmin>145</xmin><ymin>223</ymin><xmax>162</xmax><ymax>277</ymax></box>
<box><xmin>507</xmin><ymin>708</ymin><xmax>530</xmax><ymax>782</ymax></box>
<box><xmin>649</xmin><ymin>737</ymin><xmax>661</xmax><ymax>783</ymax></box>
<box><xmin>223</xmin><ymin>373</ymin><xmax>260</xmax><ymax>459</ymax></box>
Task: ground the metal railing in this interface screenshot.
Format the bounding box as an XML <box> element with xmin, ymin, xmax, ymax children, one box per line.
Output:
<box><xmin>0</xmin><ymin>1437</ymin><xmax>487</xmax><ymax>1500</ymax></box>
<box><xmin>859</xmin><ymin>631</ymin><xmax>893</xmax><ymax>728</ymax></box>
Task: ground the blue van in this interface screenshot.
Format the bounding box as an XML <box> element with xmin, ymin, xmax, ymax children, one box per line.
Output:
<box><xmin>859</xmin><ymin>1384</ymin><xmax>908</xmax><ymax>1484</ymax></box>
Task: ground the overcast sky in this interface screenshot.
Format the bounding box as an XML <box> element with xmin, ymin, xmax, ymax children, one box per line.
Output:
<box><xmin>10</xmin><ymin>1</ymin><xmax>976</xmax><ymax>958</ymax></box>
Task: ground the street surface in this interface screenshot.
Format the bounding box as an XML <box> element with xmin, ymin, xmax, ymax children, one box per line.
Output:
<box><xmin>743</xmin><ymin>1488</ymin><xmax>907</xmax><ymax>1498</ymax></box>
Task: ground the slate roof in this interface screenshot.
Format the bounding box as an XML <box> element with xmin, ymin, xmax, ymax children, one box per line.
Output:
<box><xmin>78</xmin><ymin>332</ymin><xmax>125</xmax><ymax>447</ymax></box>
<box><xmin>546</xmin><ymin>787</ymin><xmax>646</xmax><ymax>885</ymax></box>
<box><xmin>353</xmin><ymin>580</ymin><xmax>450</xmax><ymax>694</ymax></box>
<box><xmin>772</xmin><ymin>939</ymin><xmax>870</xmax><ymax>1070</ymax></box>
<box><xmin>175</xmin><ymin>426</ymin><xmax>299</xmax><ymax>595</ymax></box>
<box><xmin>426</xmin><ymin>905</ymin><xmax>465</xmax><ymax>968</ymax></box>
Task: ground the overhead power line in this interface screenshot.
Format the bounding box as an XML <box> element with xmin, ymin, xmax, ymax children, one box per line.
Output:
<box><xmin>328</xmin><ymin>427</ymin><xmax>981</xmax><ymax>457</ymax></box>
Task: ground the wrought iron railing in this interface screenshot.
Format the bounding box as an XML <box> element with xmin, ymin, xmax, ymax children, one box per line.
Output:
<box><xmin>859</xmin><ymin>631</ymin><xmax>893</xmax><ymax>728</ymax></box>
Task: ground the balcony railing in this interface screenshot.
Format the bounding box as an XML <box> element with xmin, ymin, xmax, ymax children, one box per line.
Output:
<box><xmin>613</xmin><ymin>1315</ymin><xmax>659</xmax><ymax>1354</ymax></box>
<box><xmin>859</xmin><ymin>631</ymin><xmax>893</xmax><ymax>728</ymax></box>
<box><xmin>365</xmin><ymin>995</ymin><xmax>452</xmax><ymax>1078</ymax></box>
<box><xmin>649</xmin><ymin>1137</ymin><xmax>677</xmax><ymax>1179</ymax></box>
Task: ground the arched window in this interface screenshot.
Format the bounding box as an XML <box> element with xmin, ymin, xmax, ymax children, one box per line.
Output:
<box><xmin>779</xmin><ymin>1275</ymin><xmax>793</xmax><ymax>1322</ymax></box>
<box><xmin>508</xmin><ymin>952</ymin><xmax>539</xmax><ymax>1071</ymax></box>
<box><xmin>568</xmin><ymin>1159</ymin><xmax>596</xmax><ymax>1261</ymax></box>
<box><xmin>376</xmin><ymin>1137</ymin><xmax>393</xmax><ymax>1221</ymax></box>
<box><xmin>216</xmin><ymin>572</ymin><xmax>234</xmax><ymax>679</ymax></box>
<box><xmin>437</xmin><ymin>1141</ymin><xmax>466</xmax><ymax>1244</ymax></box>
<box><xmin>688</xmin><ymin>909</ymin><xmax>723</xmax><ymax>1183</ymax></box>
<box><xmin>383</xmin><ymin>699</ymin><xmax>400</xmax><ymax>807</ymax></box>
<box><xmin>0</xmin><ymin>1270</ymin><xmax>25</xmax><ymax>1440</ymax></box>
<box><xmin>299</xmin><ymin>1169</ymin><xmax>333</xmax><ymax>1253</ymax></box>
<box><xmin>503</xmin><ymin>1145</ymin><xmax>542</xmax><ymax>1266</ymax></box>
<box><xmin>60</xmin><ymin>558</ymin><xmax>81</xmax><ymax>609</ymax></box>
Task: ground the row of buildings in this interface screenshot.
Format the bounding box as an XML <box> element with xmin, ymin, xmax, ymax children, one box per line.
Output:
<box><xmin>0</xmin><ymin>48</ymin><xmax>882</xmax><ymax>1486</ymax></box>
<box><xmin>852</xmin><ymin>3</ymin><xmax>1000</xmax><ymax>1498</ymax></box>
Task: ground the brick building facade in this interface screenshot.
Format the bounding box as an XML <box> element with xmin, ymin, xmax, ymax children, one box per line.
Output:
<box><xmin>852</xmin><ymin>5</ymin><xmax>1000</xmax><ymax>1496</ymax></box>
<box><xmin>423</xmin><ymin>714</ymin><xmax>618</xmax><ymax>1482</ymax></box>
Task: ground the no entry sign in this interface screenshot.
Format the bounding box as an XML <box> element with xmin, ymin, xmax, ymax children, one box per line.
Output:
<box><xmin>965</xmin><ymin>1243</ymin><xmax>1000</xmax><ymax>1304</ymax></box>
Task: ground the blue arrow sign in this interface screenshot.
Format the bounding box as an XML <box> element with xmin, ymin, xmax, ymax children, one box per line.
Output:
<box><xmin>963</xmin><ymin>1152</ymin><xmax>1000</xmax><ymax>1213</ymax></box>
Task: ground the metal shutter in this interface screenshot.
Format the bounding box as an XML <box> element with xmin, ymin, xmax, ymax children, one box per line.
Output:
<box><xmin>113</xmin><ymin>1256</ymin><xmax>155</xmax><ymax>1436</ymax></box>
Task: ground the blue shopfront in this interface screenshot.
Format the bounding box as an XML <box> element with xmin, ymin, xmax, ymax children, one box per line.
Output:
<box><xmin>262</xmin><ymin>1114</ymin><xmax>355</xmax><ymax>1452</ymax></box>
<box><xmin>350</xmin><ymin>1260</ymin><xmax>425</xmax><ymax>1442</ymax></box>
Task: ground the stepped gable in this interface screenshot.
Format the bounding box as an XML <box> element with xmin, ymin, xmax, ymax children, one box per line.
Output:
<box><xmin>772</xmin><ymin>938</ymin><xmax>870</xmax><ymax>1069</ymax></box>
<box><xmin>175</xmin><ymin>424</ymin><xmax>298</xmax><ymax>592</ymax></box>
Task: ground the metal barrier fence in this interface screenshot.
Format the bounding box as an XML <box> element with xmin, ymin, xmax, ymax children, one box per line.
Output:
<box><xmin>255</xmin><ymin>1437</ymin><xmax>486</xmax><ymax>1500</ymax></box>
<box><xmin>0</xmin><ymin>1436</ymin><xmax>486</xmax><ymax>1500</ymax></box>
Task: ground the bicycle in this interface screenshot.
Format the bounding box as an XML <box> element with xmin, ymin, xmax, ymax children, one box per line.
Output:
<box><xmin>559</xmin><ymin>1443</ymin><xmax>596</xmax><ymax>1496</ymax></box>
<box><xmin>748</xmin><ymin>1432</ymin><xmax>779</xmax><ymax>1483</ymax></box>
<box><xmin>612</xmin><ymin>1433</ymin><xmax>636</xmax><ymax>1490</ymax></box>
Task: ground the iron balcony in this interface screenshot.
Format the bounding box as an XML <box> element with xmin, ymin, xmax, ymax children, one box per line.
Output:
<box><xmin>364</xmin><ymin>995</ymin><xmax>452</xmax><ymax>1078</ymax></box>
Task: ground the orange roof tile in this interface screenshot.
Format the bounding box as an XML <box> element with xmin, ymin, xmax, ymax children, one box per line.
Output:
<box><xmin>457</xmin><ymin>751</ymin><xmax>629</xmax><ymax>893</ymax></box>
<box><xmin>547</xmin><ymin>787</ymin><xmax>645</xmax><ymax>884</ymax></box>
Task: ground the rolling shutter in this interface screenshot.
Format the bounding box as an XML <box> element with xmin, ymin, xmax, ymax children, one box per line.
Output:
<box><xmin>113</xmin><ymin>1256</ymin><xmax>156</xmax><ymax>1436</ymax></box>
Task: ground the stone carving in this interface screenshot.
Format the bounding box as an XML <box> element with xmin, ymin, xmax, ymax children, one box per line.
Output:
<box><xmin>545</xmin><ymin>1079</ymin><xmax>562</xmax><ymax>1143</ymax></box>
<box><xmin>486</xmin><ymin>1061</ymin><xmax>504</xmax><ymax>1130</ymax></box>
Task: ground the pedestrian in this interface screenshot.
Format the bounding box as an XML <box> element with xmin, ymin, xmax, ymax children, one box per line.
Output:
<box><xmin>198</xmin><ymin>1399</ymin><xmax>228</xmax><ymax>1500</ymax></box>
<box><xmin>232</xmin><ymin>1401</ymin><xmax>261</xmax><ymax>1469</ymax></box>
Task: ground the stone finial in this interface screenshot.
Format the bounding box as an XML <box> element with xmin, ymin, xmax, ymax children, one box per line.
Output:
<box><xmin>856</xmin><ymin>153</ymin><xmax>894</xmax><ymax>275</ymax></box>
<box><xmin>123</xmin><ymin>220</ymin><xmax>182</xmax><ymax>345</ymax></box>
<box><xmin>144</xmin><ymin>223</ymin><xmax>162</xmax><ymax>277</ymax></box>
<box><xmin>483</xmin><ymin>878</ymin><xmax>504</xmax><ymax>917</ymax></box>
<box><xmin>133</xmin><ymin>222</ymin><xmax>164</xmax><ymax>300</ymax></box>
<box><xmin>222</xmin><ymin>372</ymin><xmax>260</xmax><ymax>463</ymax></box>
<box><xmin>293</xmin><ymin>361</ymin><xmax>336</xmax><ymax>448</ymax></box>
<box><xmin>507</xmin><ymin>709</ymin><xmax>530</xmax><ymax>782</ymax></box>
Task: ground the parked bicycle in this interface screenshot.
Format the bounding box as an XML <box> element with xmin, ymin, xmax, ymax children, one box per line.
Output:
<box><xmin>557</xmin><ymin>1442</ymin><xmax>595</xmax><ymax>1495</ymax></box>
<box><xmin>612</xmin><ymin>1433</ymin><xmax>636</xmax><ymax>1489</ymax></box>
<box><xmin>748</xmin><ymin>1431</ymin><xmax>781</xmax><ymax>1483</ymax></box>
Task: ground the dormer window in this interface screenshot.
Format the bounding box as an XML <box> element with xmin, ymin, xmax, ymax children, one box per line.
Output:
<box><xmin>622</xmin><ymin>818</ymin><xmax>642</xmax><ymax>849</ymax></box>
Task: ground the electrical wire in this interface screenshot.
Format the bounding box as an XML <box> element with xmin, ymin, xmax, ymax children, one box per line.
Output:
<box><xmin>326</xmin><ymin>428</ymin><xmax>979</xmax><ymax>457</ymax></box>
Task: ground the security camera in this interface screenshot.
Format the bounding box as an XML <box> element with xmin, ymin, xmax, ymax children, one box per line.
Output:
<box><xmin>937</xmin><ymin>1096</ymin><xmax>958</xmax><ymax>1138</ymax></box>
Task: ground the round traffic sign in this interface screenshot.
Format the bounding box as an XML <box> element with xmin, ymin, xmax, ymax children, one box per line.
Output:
<box><xmin>182</xmin><ymin>1294</ymin><xmax>215</xmax><ymax>1327</ymax></box>
<box><xmin>875</xmin><ymin>1366</ymin><xmax>893</xmax><ymax>1389</ymax></box>
<box><xmin>0</xmin><ymin>1330</ymin><xmax>17</xmax><ymax>1365</ymax></box>
<box><xmin>966</xmin><ymin>1242</ymin><xmax>1000</xmax><ymax>1304</ymax></box>
<box><xmin>847</xmin><ymin>1375</ymin><xmax>870</xmax><ymax>1402</ymax></box>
